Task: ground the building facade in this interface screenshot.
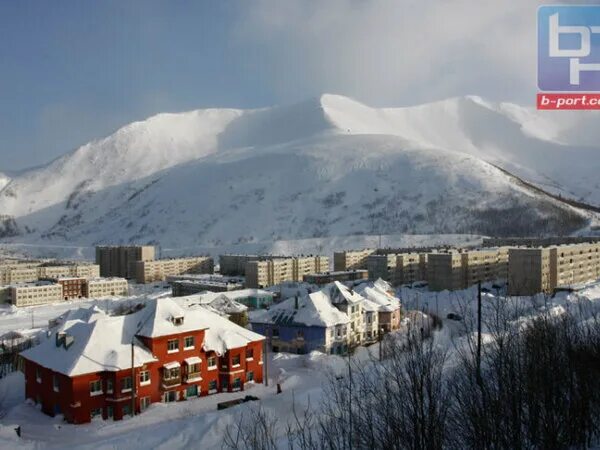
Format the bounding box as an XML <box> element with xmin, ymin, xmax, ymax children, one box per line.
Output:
<box><xmin>95</xmin><ymin>246</ymin><xmax>156</xmax><ymax>278</ymax></box>
<box><xmin>133</xmin><ymin>257</ymin><xmax>214</xmax><ymax>284</ymax></box>
<box><xmin>10</xmin><ymin>282</ymin><xmax>63</xmax><ymax>307</ymax></box>
<box><xmin>508</xmin><ymin>242</ymin><xmax>600</xmax><ymax>296</ymax></box>
<box><xmin>333</xmin><ymin>249</ymin><xmax>375</xmax><ymax>271</ymax></box>
<box><xmin>245</xmin><ymin>256</ymin><xmax>329</xmax><ymax>288</ymax></box>
<box><xmin>21</xmin><ymin>297</ymin><xmax>264</xmax><ymax>424</ymax></box>
<box><xmin>84</xmin><ymin>278</ymin><xmax>129</xmax><ymax>298</ymax></box>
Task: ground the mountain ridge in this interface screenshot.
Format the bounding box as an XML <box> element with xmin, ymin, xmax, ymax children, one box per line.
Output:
<box><xmin>0</xmin><ymin>94</ymin><xmax>598</xmax><ymax>246</ymax></box>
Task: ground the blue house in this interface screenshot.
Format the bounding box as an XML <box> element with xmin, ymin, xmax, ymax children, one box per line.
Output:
<box><xmin>250</xmin><ymin>292</ymin><xmax>350</xmax><ymax>355</ymax></box>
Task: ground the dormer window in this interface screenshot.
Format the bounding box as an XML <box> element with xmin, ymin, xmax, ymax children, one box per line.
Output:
<box><xmin>172</xmin><ymin>315</ymin><xmax>184</xmax><ymax>326</ymax></box>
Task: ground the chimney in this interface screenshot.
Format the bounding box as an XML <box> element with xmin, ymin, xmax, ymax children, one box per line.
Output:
<box><xmin>294</xmin><ymin>295</ymin><xmax>299</xmax><ymax>310</ymax></box>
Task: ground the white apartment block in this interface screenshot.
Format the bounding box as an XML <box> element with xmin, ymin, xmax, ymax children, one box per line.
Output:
<box><xmin>333</xmin><ymin>249</ymin><xmax>375</xmax><ymax>271</ymax></box>
<box><xmin>10</xmin><ymin>282</ymin><xmax>63</xmax><ymax>307</ymax></box>
<box><xmin>132</xmin><ymin>257</ymin><xmax>214</xmax><ymax>283</ymax></box>
<box><xmin>84</xmin><ymin>278</ymin><xmax>129</xmax><ymax>298</ymax></box>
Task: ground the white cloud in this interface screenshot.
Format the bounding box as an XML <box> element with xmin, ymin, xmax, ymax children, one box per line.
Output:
<box><xmin>235</xmin><ymin>0</ymin><xmax>551</xmax><ymax>105</ymax></box>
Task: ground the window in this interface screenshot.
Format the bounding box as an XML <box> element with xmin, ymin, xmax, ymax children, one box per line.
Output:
<box><xmin>140</xmin><ymin>396</ymin><xmax>151</xmax><ymax>411</ymax></box>
<box><xmin>232</xmin><ymin>355</ymin><xmax>241</xmax><ymax>366</ymax></box>
<box><xmin>207</xmin><ymin>356</ymin><xmax>217</xmax><ymax>369</ymax></box>
<box><xmin>167</xmin><ymin>339</ymin><xmax>179</xmax><ymax>353</ymax></box>
<box><xmin>91</xmin><ymin>408</ymin><xmax>102</xmax><ymax>419</ymax></box>
<box><xmin>53</xmin><ymin>374</ymin><xmax>59</xmax><ymax>392</ymax></box>
<box><xmin>246</xmin><ymin>371</ymin><xmax>254</xmax><ymax>382</ymax></box>
<box><xmin>36</xmin><ymin>367</ymin><xmax>42</xmax><ymax>383</ymax></box>
<box><xmin>246</xmin><ymin>348</ymin><xmax>254</xmax><ymax>360</ymax></box>
<box><xmin>272</xmin><ymin>328</ymin><xmax>279</xmax><ymax>338</ymax></box>
<box><xmin>164</xmin><ymin>367</ymin><xmax>180</xmax><ymax>380</ymax></box>
<box><xmin>139</xmin><ymin>370</ymin><xmax>150</xmax><ymax>385</ymax></box>
<box><xmin>106</xmin><ymin>378</ymin><xmax>113</xmax><ymax>393</ymax></box>
<box><xmin>297</xmin><ymin>330</ymin><xmax>304</xmax><ymax>339</ymax></box>
<box><xmin>90</xmin><ymin>380</ymin><xmax>102</xmax><ymax>396</ymax></box>
<box><xmin>164</xmin><ymin>391</ymin><xmax>177</xmax><ymax>403</ymax></box>
<box><xmin>184</xmin><ymin>336</ymin><xmax>195</xmax><ymax>349</ymax></box>
<box><xmin>232</xmin><ymin>377</ymin><xmax>242</xmax><ymax>390</ymax></box>
<box><xmin>121</xmin><ymin>376</ymin><xmax>132</xmax><ymax>392</ymax></box>
<box><xmin>208</xmin><ymin>380</ymin><xmax>218</xmax><ymax>392</ymax></box>
<box><xmin>107</xmin><ymin>406</ymin><xmax>114</xmax><ymax>419</ymax></box>
<box><xmin>122</xmin><ymin>404</ymin><xmax>131</xmax><ymax>416</ymax></box>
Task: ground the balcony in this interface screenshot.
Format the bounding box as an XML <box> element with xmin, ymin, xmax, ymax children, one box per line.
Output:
<box><xmin>184</xmin><ymin>371</ymin><xmax>202</xmax><ymax>383</ymax></box>
<box><xmin>162</xmin><ymin>375</ymin><xmax>182</xmax><ymax>389</ymax></box>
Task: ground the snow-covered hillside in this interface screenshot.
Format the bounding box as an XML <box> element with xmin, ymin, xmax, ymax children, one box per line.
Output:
<box><xmin>0</xmin><ymin>94</ymin><xmax>598</xmax><ymax>247</ymax></box>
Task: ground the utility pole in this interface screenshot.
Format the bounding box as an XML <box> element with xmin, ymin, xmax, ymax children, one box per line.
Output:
<box><xmin>348</xmin><ymin>341</ymin><xmax>352</xmax><ymax>450</ymax></box>
<box><xmin>476</xmin><ymin>281</ymin><xmax>482</xmax><ymax>385</ymax></box>
<box><xmin>131</xmin><ymin>341</ymin><xmax>136</xmax><ymax>416</ymax></box>
<box><xmin>31</xmin><ymin>311</ymin><xmax>34</xmax><ymax>329</ymax></box>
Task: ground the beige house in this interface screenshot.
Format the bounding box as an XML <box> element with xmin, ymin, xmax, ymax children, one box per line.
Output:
<box><xmin>462</xmin><ymin>249</ymin><xmax>508</xmax><ymax>288</ymax></box>
<box><xmin>10</xmin><ymin>282</ymin><xmax>63</xmax><ymax>307</ymax></box>
<box><xmin>245</xmin><ymin>256</ymin><xmax>329</xmax><ymax>288</ymax></box>
<box><xmin>132</xmin><ymin>257</ymin><xmax>214</xmax><ymax>283</ymax></box>
<box><xmin>219</xmin><ymin>255</ymin><xmax>275</xmax><ymax>276</ymax></box>
<box><xmin>333</xmin><ymin>249</ymin><xmax>375</xmax><ymax>271</ymax></box>
<box><xmin>95</xmin><ymin>245</ymin><xmax>155</xmax><ymax>278</ymax></box>
<box><xmin>84</xmin><ymin>277</ymin><xmax>129</xmax><ymax>298</ymax></box>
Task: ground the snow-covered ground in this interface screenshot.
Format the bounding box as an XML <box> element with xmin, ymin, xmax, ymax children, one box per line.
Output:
<box><xmin>0</xmin><ymin>279</ymin><xmax>599</xmax><ymax>449</ymax></box>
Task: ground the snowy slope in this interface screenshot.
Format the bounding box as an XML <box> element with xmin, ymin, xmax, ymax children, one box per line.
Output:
<box><xmin>0</xmin><ymin>94</ymin><xmax>597</xmax><ymax>246</ymax></box>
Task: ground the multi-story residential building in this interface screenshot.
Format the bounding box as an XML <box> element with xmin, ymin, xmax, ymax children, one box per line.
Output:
<box><xmin>84</xmin><ymin>278</ymin><xmax>129</xmax><ymax>298</ymax></box>
<box><xmin>219</xmin><ymin>255</ymin><xmax>276</xmax><ymax>276</ymax></box>
<box><xmin>427</xmin><ymin>251</ymin><xmax>466</xmax><ymax>291</ymax></box>
<box><xmin>508</xmin><ymin>247</ymin><xmax>554</xmax><ymax>296</ymax></box>
<box><xmin>333</xmin><ymin>249</ymin><xmax>375</xmax><ymax>271</ymax></box>
<box><xmin>461</xmin><ymin>249</ymin><xmax>509</xmax><ymax>288</ymax></box>
<box><xmin>57</xmin><ymin>278</ymin><xmax>86</xmax><ymax>300</ymax></box>
<box><xmin>0</xmin><ymin>263</ymin><xmax>99</xmax><ymax>286</ymax></box>
<box><xmin>354</xmin><ymin>279</ymin><xmax>402</xmax><ymax>333</ymax></box>
<box><xmin>169</xmin><ymin>274</ymin><xmax>245</xmax><ymax>295</ymax></box>
<box><xmin>303</xmin><ymin>270</ymin><xmax>369</xmax><ymax>286</ymax></box>
<box><xmin>10</xmin><ymin>282</ymin><xmax>63</xmax><ymax>307</ymax></box>
<box><xmin>0</xmin><ymin>286</ymin><xmax>9</xmax><ymax>304</ymax></box>
<box><xmin>132</xmin><ymin>257</ymin><xmax>214</xmax><ymax>284</ymax></box>
<box><xmin>245</xmin><ymin>256</ymin><xmax>329</xmax><ymax>288</ymax></box>
<box><xmin>367</xmin><ymin>253</ymin><xmax>426</xmax><ymax>286</ymax></box>
<box><xmin>95</xmin><ymin>245</ymin><xmax>156</xmax><ymax>278</ymax></box>
<box><xmin>427</xmin><ymin>248</ymin><xmax>510</xmax><ymax>291</ymax></box>
<box><xmin>20</xmin><ymin>297</ymin><xmax>264</xmax><ymax>424</ymax></box>
<box><xmin>250</xmin><ymin>293</ymin><xmax>350</xmax><ymax>355</ymax></box>
<box><xmin>508</xmin><ymin>242</ymin><xmax>600</xmax><ymax>296</ymax></box>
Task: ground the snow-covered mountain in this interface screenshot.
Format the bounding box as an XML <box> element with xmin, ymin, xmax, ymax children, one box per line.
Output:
<box><xmin>0</xmin><ymin>94</ymin><xmax>598</xmax><ymax>247</ymax></box>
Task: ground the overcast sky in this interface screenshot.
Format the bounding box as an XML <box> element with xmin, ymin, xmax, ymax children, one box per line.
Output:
<box><xmin>0</xmin><ymin>0</ymin><xmax>572</xmax><ymax>170</ymax></box>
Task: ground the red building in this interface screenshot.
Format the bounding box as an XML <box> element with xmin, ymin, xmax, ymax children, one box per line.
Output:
<box><xmin>20</xmin><ymin>297</ymin><xmax>265</xmax><ymax>424</ymax></box>
<box><xmin>56</xmin><ymin>277</ymin><xmax>86</xmax><ymax>300</ymax></box>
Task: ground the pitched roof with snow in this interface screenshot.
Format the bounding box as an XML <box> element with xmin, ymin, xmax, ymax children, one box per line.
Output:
<box><xmin>21</xmin><ymin>297</ymin><xmax>264</xmax><ymax>375</ymax></box>
<box><xmin>21</xmin><ymin>306</ymin><xmax>156</xmax><ymax>376</ymax></box>
<box><xmin>250</xmin><ymin>292</ymin><xmax>349</xmax><ymax>328</ymax></box>
<box><xmin>327</xmin><ymin>281</ymin><xmax>365</xmax><ymax>306</ymax></box>
<box><xmin>354</xmin><ymin>279</ymin><xmax>401</xmax><ymax>313</ymax></box>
